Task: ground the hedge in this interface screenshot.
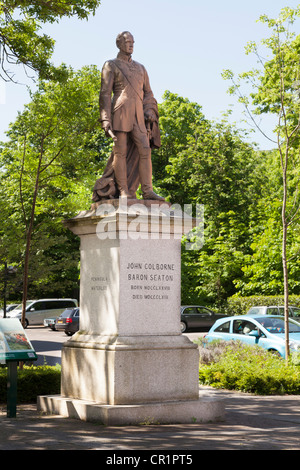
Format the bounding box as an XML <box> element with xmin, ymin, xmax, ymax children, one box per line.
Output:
<box><xmin>226</xmin><ymin>295</ymin><xmax>300</xmax><ymax>316</ymax></box>
<box><xmin>2</xmin><ymin>341</ymin><xmax>300</xmax><ymax>401</ymax></box>
<box><xmin>0</xmin><ymin>364</ymin><xmax>61</xmax><ymax>403</ymax></box>
<box><xmin>197</xmin><ymin>339</ymin><xmax>300</xmax><ymax>395</ymax></box>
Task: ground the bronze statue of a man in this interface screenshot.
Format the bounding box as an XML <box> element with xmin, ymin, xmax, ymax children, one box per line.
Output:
<box><xmin>92</xmin><ymin>31</ymin><xmax>164</xmax><ymax>201</ymax></box>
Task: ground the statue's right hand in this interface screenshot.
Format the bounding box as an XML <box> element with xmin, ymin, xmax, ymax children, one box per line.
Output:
<box><xmin>102</xmin><ymin>120</ymin><xmax>112</xmax><ymax>135</ymax></box>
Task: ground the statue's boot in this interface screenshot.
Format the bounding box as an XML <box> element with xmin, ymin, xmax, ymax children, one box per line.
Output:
<box><xmin>113</xmin><ymin>154</ymin><xmax>134</xmax><ymax>198</ymax></box>
<box><xmin>139</xmin><ymin>149</ymin><xmax>165</xmax><ymax>201</ymax></box>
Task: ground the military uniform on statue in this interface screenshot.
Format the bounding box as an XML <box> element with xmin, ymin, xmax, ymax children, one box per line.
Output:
<box><xmin>92</xmin><ymin>31</ymin><xmax>164</xmax><ymax>202</ymax></box>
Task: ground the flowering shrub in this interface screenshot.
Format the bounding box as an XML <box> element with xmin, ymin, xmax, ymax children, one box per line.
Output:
<box><xmin>197</xmin><ymin>338</ymin><xmax>300</xmax><ymax>395</ymax></box>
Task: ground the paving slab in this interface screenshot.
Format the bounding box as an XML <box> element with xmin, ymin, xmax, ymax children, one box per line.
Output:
<box><xmin>1</xmin><ymin>387</ymin><xmax>300</xmax><ymax>451</ymax></box>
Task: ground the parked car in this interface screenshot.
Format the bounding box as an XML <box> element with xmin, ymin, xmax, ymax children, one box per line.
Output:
<box><xmin>0</xmin><ymin>303</ymin><xmax>18</xmax><ymax>317</ymax></box>
<box><xmin>3</xmin><ymin>300</ymin><xmax>35</xmax><ymax>321</ymax></box>
<box><xmin>180</xmin><ymin>305</ymin><xmax>227</xmax><ymax>333</ymax></box>
<box><xmin>43</xmin><ymin>317</ymin><xmax>58</xmax><ymax>330</ymax></box>
<box><xmin>55</xmin><ymin>307</ymin><xmax>80</xmax><ymax>336</ymax></box>
<box><xmin>247</xmin><ymin>305</ymin><xmax>300</xmax><ymax>318</ymax></box>
<box><xmin>7</xmin><ymin>299</ymin><xmax>78</xmax><ymax>328</ymax></box>
<box><xmin>204</xmin><ymin>314</ymin><xmax>300</xmax><ymax>358</ymax></box>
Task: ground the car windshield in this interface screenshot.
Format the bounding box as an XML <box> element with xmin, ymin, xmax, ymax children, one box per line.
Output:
<box><xmin>292</xmin><ymin>308</ymin><xmax>300</xmax><ymax>318</ymax></box>
<box><xmin>14</xmin><ymin>301</ymin><xmax>34</xmax><ymax>310</ymax></box>
<box><xmin>256</xmin><ymin>316</ymin><xmax>300</xmax><ymax>333</ymax></box>
<box><xmin>248</xmin><ymin>307</ymin><xmax>264</xmax><ymax>314</ymax></box>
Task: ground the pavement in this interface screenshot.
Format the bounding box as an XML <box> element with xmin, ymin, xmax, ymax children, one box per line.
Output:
<box><xmin>1</xmin><ymin>386</ymin><xmax>300</xmax><ymax>451</ymax></box>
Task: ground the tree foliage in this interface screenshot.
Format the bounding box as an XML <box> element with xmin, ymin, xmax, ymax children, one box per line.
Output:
<box><xmin>2</xmin><ymin>8</ymin><xmax>300</xmax><ymax>313</ymax></box>
<box><xmin>153</xmin><ymin>92</ymin><xmax>263</xmax><ymax>305</ymax></box>
<box><xmin>0</xmin><ymin>65</ymin><xmax>108</xmax><ymax>299</ymax></box>
<box><xmin>222</xmin><ymin>6</ymin><xmax>300</xmax><ymax>359</ymax></box>
<box><xmin>0</xmin><ymin>0</ymin><xmax>101</xmax><ymax>81</ymax></box>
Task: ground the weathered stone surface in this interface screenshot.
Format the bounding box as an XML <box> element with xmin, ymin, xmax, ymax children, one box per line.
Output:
<box><xmin>38</xmin><ymin>202</ymin><xmax>224</xmax><ymax>424</ymax></box>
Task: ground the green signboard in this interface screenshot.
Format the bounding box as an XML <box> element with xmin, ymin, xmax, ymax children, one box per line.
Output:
<box><xmin>0</xmin><ymin>318</ymin><xmax>37</xmax><ymax>363</ymax></box>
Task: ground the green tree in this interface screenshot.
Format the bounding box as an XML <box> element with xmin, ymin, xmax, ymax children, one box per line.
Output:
<box><xmin>223</xmin><ymin>6</ymin><xmax>300</xmax><ymax>360</ymax></box>
<box><xmin>0</xmin><ymin>0</ymin><xmax>101</xmax><ymax>81</ymax></box>
<box><xmin>234</xmin><ymin>150</ymin><xmax>300</xmax><ymax>297</ymax></box>
<box><xmin>0</xmin><ymin>65</ymin><xmax>109</xmax><ymax>322</ymax></box>
<box><xmin>153</xmin><ymin>92</ymin><xmax>262</xmax><ymax>305</ymax></box>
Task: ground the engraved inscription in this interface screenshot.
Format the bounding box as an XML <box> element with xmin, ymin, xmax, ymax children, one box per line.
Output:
<box><xmin>90</xmin><ymin>276</ymin><xmax>108</xmax><ymax>291</ymax></box>
<box><xmin>126</xmin><ymin>262</ymin><xmax>176</xmax><ymax>301</ymax></box>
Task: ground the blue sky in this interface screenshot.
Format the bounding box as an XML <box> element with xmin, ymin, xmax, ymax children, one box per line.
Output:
<box><xmin>1</xmin><ymin>0</ymin><xmax>299</xmax><ymax>149</ymax></box>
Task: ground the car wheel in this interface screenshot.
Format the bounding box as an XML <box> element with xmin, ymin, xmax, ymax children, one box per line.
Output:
<box><xmin>269</xmin><ymin>349</ymin><xmax>282</xmax><ymax>357</ymax></box>
<box><xmin>180</xmin><ymin>321</ymin><xmax>187</xmax><ymax>333</ymax></box>
<box><xmin>65</xmin><ymin>330</ymin><xmax>72</xmax><ymax>336</ymax></box>
<box><xmin>23</xmin><ymin>319</ymin><xmax>29</xmax><ymax>329</ymax></box>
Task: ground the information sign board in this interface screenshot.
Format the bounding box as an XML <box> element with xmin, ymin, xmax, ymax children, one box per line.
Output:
<box><xmin>0</xmin><ymin>318</ymin><xmax>37</xmax><ymax>363</ymax></box>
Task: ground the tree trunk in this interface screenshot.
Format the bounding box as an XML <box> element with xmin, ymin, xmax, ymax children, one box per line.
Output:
<box><xmin>21</xmin><ymin>152</ymin><xmax>43</xmax><ymax>328</ymax></box>
<box><xmin>281</xmin><ymin>147</ymin><xmax>289</xmax><ymax>364</ymax></box>
<box><xmin>282</xmin><ymin>220</ymin><xmax>289</xmax><ymax>363</ymax></box>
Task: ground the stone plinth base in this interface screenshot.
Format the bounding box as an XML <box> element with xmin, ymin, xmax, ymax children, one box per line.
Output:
<box><xmin>60</xmin><ymin>334</ymin><xmax>200</xmax><ymax>405</ymax></box>
<box><xmin>37</xmin><ymin>393</ymin><xmax>225</xmax><ymax>425</ymax></box>
<box><xmin>37</xmin><ymin>201</ymin><xmax>224</xmax><ymax>425</ymax></box>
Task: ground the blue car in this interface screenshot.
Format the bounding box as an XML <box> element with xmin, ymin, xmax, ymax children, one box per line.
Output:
<box><xmin>204</xmin><ymin>314</ymin><xmax>300</xmax><ymax>358</ymax></box>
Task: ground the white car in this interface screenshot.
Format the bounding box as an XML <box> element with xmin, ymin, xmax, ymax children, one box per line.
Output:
<box><xmin>0</xmin><ymin>304</ymin><xmax>18</xmax><ymax>317</ymax></box>
<box><xmin>247</xmin><ymin>305</ymin><xmax>300</xmax><ymax>319</ymax></box>
<box><xmin>7</xmin><ymin>298</ymin><xmax>78</xmax><ymax>328</ymax></box>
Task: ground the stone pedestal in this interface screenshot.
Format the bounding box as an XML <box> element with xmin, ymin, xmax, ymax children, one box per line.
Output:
<box><xmin>38</xmin><ymin>199</ymin><xmax>224</xmax><ymax>424</ymax></box>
